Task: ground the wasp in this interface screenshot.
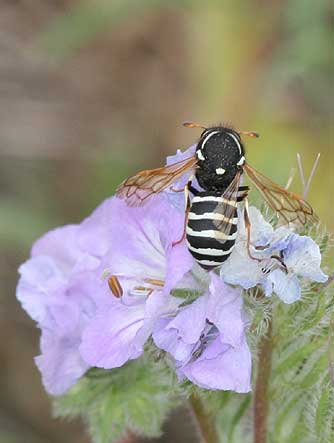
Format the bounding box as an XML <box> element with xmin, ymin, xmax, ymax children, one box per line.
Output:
<box><xmin>116</xmin><ymin>122</ymin><xmax>317</xmax><ymax>271</ymax></box>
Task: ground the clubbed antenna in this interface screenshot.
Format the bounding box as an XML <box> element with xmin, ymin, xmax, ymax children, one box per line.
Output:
<box><xmin>238</xmin><ymin>130</ymin><xmax>260</xmax><ymax>138</ymax></box>
<box><xmin>183</xmin><ymin>121</ymin><xmax>207</xmax><ymax>130</ymax></box>
<box><xmin>297</xmin><ymin>153</ymin><xmax>321</xmax><ymax>199</ymax></box>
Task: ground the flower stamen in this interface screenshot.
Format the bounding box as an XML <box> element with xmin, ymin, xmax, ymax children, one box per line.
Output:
<box><xmin>261</xmin><ymin>255</ymin><xmax>288</xmax><ymax>275</ymax></box>
<box><xmin>144</xmin><ymin>278</ymin><xmax>165</xmax><ymax>287</ymax></box>
<box><xmin>133</xmin><ymin>287</ymin><xmax>154</xmax><ymax>296</ymax></box>
<box><xmin>107</xmin><ymin>275</ymin><xmax>123</xmax><ymax>298</ymax></box>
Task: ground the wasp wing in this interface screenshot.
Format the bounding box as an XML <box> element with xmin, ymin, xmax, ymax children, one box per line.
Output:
<box><xmin>116</xmin><ymin>155</ymin><xmax>197</xmax><ymax>206</ymax></box>
<box><xmin>212</xmin><ymin>171</ymin><xmax>246</xmax><ymax>236</ymax></box>
<box><xmin>243</xmin><ymin>163</ymin><xmax>318</xmax><ymax>227</ymax></box>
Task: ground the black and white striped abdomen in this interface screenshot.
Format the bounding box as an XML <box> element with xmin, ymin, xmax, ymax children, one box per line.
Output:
<box><xmin>186</xmin><ymin>193</ymin><xmax>239</xmax><ymax>270</ymax></box>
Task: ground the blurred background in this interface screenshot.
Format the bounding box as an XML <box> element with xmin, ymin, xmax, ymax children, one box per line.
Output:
<box><xmin>0</xmin><ymin>0</ymin><xmax>333</xmax><ymax>442</ymax></box>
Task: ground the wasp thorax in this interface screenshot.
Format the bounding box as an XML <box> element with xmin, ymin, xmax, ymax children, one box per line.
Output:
<box><xmin>195</xmin><ymin>127</ymin><xmax>245</xmax><ymax>192</ymax></box>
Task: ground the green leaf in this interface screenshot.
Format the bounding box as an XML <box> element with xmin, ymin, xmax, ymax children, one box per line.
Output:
<box><xmin>227</xmin><ymin>395</ymin><xmax>251</xmax><ymax>443</ymax></box>
<box><xmin>273</xmin><ymin>341</ymin><xmax>319</xmax><ymax>377</ymax></box>
<box><xmin>273</xmin><ymin>393</ymin><xmax>305</xmax><ymax>439</ymax></box>
<box><xmin>298</xmin><ymin>351</ymin><xmax>328</xmax><ymax>389</ymax></box>
<box><xmin>315</xmin><ymin>386</ymin><xmax>330</xmax><ymax>438</ymax></box>
<box><xmin>296</xmin><ymin>294</ymin><xmax>327</xmax><ymax>334</ymax></box>
<box><xmin>54</xmin><ymin>356</ymin><xmax>181</xmax><ymax>443</ymax></box>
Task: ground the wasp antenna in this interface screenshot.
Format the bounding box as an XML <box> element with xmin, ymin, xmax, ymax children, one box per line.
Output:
<box><xmin>239</xmin><ymin>131</ymin><xmax>260</xmax><ymax>138</ymax></box>
<box><xmin>183</xmin><ymin>121</ymin><xmax>207</xmax><ymax>130</ymax></box>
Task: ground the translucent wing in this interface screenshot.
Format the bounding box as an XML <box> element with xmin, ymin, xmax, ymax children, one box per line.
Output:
<box><xmin>212</xmin><ymin>171</ymin><xmax>246</xmax><ymax>235</ymax></box>
<box><xmin>116</xmin><ymin>155</ymin><xmax>197</xmax><ymax>206</ymax></box>
<box><xmin>243</xmin><ymin>163</ymin><xmax>318</xmax><ymax>227</ymax></box>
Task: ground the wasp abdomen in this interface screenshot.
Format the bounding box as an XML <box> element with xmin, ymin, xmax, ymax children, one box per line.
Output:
<box><xmin>186</xmin><ymin>193</ymin><xmax>241</xmax><ymax>270</ymax></box>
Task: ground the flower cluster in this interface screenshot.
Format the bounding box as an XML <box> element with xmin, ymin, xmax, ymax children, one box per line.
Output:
<box><xmin>16</xmin><ymin>147</ymin><xmax>327</xmax><ymax>396</ymax></box>
<box><xmin>221</xmin><ymin>206</ymin><xmax>327</xmax><ymax>304</ymax></box>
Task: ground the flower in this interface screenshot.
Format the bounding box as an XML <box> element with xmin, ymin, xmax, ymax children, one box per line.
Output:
<box><xmin>80</xmin><ymin>291</ymin><xmax>182</xmax><ymax>369</ymax></box>
<box><xmin>16</xmin><ymin>225</ymin><xmax>108</xmax><ymax>395</ymax></box>
<box><xmin>77</xmin><ymin>192</ymin><xmax>252</xmax><ymax>394</ymax></box>
<box><xmin>220</xmin><ymin>207</ymin><xmax>328</xmax><ymax>304</ymax></box>
<box><xmin>17</xmin><ymin>192</ymin><xmax>195</xmax><ymax>394</ymax></box>
<box><xmin>79</xmin><ymin>194</ymin><xmax>195</xmax><ymax>368</ymax></box>
<box><xmin>17</xmin><ymin>142</ymin><xmax>327</xmax><ymax>399</ymax></box>
<box><xmin>153</xmin><ymin>274</ymin><xmax>252</xmax><ymax>392</ymax></box>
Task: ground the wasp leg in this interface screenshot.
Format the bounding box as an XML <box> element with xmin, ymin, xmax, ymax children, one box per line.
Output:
<box><xmin>171</xmin><ymin>178</ymin><xmax>199</xmax><ymax>194</ymax></box>
<box><xmin>244</xmin><ymin>197</ymin><xmax>262</xmax><ymax>262</ymax></box>
<box><xmin>170</xmin><ymin>186</ymin><xmax>185</xmax><ymax>193</ymax></box>
<box><xmin>172</xmin><ymin>178</ymin><xmax>195</xmax><ymax>246</ymax></box>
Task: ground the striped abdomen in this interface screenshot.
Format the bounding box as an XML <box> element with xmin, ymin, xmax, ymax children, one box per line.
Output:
<box><xmin>186</xmin><ymin>193</ymin><xmax>240</xmax><ymax>270</ymax></box>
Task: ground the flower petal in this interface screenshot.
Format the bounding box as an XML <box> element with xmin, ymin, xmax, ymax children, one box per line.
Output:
<box><xmin>267</xmin><ymin>269</ymin><xmax>301</xmax><ymax>304</ymax></box>
<box><xmin>32</xmin><ymin>225</ymin><xmax>93</xmax><ymax>274</ymax></box>
<box><xmin>17</xmin><ymin>255</ymin><xmax>65</xmax><ymax>323</ymax></box>
<box><xmin>100</xmin><ymin>196</ymin><xmax>193</xmax><ymax>293</ymax></box>
<box><xmin>78</xmin><ymin>198</ymin><xmax>115</xmax><ymax>258</ymax></box>
<box><xmin>181</xmin><ymin>336</ymin><xmax>252</xmax><ymax>392</ymax></box>
<box><xmin>220</xmin><ymin>241</ymin><xmax>264</xmax><ymax>289</ymax></box>
<box><xmin>35</xmin><ymin>329</ymin><xmax>89</xmax><ymax>396</ymax></box>
<box><xmin>283</xmin><ymin>235</ymin><xmax>328</xmax><ymax>282</ymax></box>
<box><xmin>153</xmin><ymin>319</ymin><xmax>194</xmax><ymax>362</ymax></box>
<box><xmin>166</xmin><ymin>295</ymin><xmax>208</xmax><ymax>344</ymax></box>
<box><xmin>238</xmin><ymin>206</ymin><xmax>274</xmax><ymax>246</ymax></box>
<box><xmin>80</xmin><ymin>299</ymin><xmax>146</xmax><ymax>369</ymax></box>
<box><xmin>207</xmin><ymin>274</ymin><xmax>245</xmax><ymax>347</ymax></box>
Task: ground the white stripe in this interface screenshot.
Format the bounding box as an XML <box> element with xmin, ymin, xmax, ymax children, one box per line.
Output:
<box><xmin>188</xmin><ymin>212</ymin><xmax>238</xmax><ymax>224</ymax></box>
<box><xmin>228</xmin><ymin>133</ymin><xmax>242</xmax><ymax>155</ymax></box>
<box><xmin>187</xmin><ymin>243</ymin><xmax>235</xmax><ymax>256</ymax></box>
<box><xmin>201</xmin><ymin>131</ymin><xmax>220</xmax><ymax>150</ymax></box>
<box><xmin>197</xmin><ymin>259</ymin><xmax>225</xmax><ymax>266</ymax></box>
<box><xmin>192</xmin><ymin>196</ymin><xmax>237</xmax><ymax>206</ymax></box>
<box><xmin>186</xmin><ymin>226</ymin><xmax>238</xmax><ymax>241</ymax></box>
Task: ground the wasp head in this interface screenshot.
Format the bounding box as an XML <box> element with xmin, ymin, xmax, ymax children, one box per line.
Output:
<box><xmin>195</xmin><ymin>127</ymin><xmax>245</xmax><ymax>191</ymax></box>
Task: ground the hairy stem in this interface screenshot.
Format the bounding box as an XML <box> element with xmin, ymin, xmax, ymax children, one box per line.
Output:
<box><xmin>189</xmin><ymin>394</ymin><xmax>219</xmax><ymax>443</ymax></box>
<box><xmin>253</xmin><ymin>320</ymin><xmax>273</xmax><ymax>443</ymax></box>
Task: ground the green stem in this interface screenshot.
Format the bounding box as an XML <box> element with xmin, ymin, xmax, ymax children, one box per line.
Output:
<box><xmin>189</xmin><ymin>394</ymin><xmax>219</xmax><ymax>443</ymax></box>
<box><xmin>253</xmin><ymin>320</ymin><xmax>273</xmax><ymax>443</ymax></box>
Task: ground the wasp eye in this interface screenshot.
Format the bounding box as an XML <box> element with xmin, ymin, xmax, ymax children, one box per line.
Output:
<box><xmin>237</xmin><ymin>156</ymin><xmax>245</xmax><ymax>166</ymax></box>
<box><xmin>196</xmin><ymin>150</ymin><xmax>205</xmax><ymax>161</ymax></box>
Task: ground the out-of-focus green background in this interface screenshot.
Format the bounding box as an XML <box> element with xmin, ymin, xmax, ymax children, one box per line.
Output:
<box><xmin>0</xmin><ymin>1</ymin><xmax>333</xmax><ymax>442</ymax></box>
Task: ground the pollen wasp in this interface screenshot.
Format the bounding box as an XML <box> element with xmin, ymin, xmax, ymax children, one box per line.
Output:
<box><xmin>116</xmin><ymin>122</ymin><xmax>317</xmax><ymax>270</ymax></box>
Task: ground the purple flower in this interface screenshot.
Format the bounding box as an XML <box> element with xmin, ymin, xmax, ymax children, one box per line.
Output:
<box><xmin>220</xmin><ymin>207</ymin><xmax>328</xmax><ymax>304</ymax></box>
<box><xmin>80</xmin><ymin>291</ymin><xmax>182</xmax><ymax>369</ymax></box>
<box><xmin>79</xmin><ymin>195</ymin><xmax>195</xmax><ymax>368</ymax></box>
<box><xmin>17</xmin><ymin>142</ymin><xmax>325</xmax><ymax>399</ymax></box>
<box><xmin>153</xmin><ymin>274</ymin><xmax>252</xmax><ymax>393</ymax></box>
<box><xmin>17</xmin><ymin>193</ymin><xmax>195</xmax><ymax>394</ymax></box>
<box><xmin>16</xmin><ymin>225</ymin><xmax>108</xmax><ymax>395</ymax></box>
